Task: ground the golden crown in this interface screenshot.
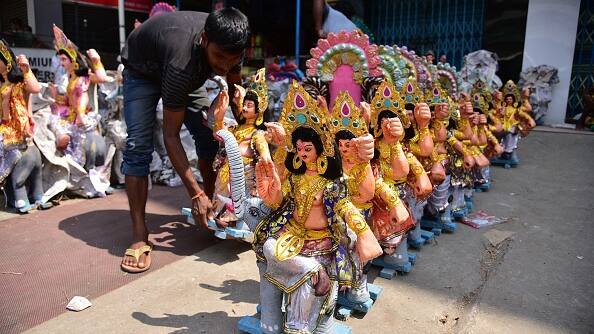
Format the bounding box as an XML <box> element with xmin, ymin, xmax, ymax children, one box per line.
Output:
<box><xmin>280</xmin><ymin>80</ymin><xmax>335</xmax><ymax>157</ymax></box>
<box><xmin>502</xmin><ymin>80</ymin><xmax>520</xmax><ymax>107</ymax></box>
<box><xmin>53</xmin><ymin>25</ymin><xmax>78</xmax><ymax>66</ymax></box>
<box><xmin>370</xmin><ymin>79</ymin><xmax>410</xmax><ymax>137</ymax></box>
<box><xmin>246</xmin><ymin>67</ymin><xmax>268</xmax><ymax>114</ymax></box>
<box><xmin>0</xmin><ymin>40</ymin><xmax>13</xmax><ymax>72</ymax></box>
<box><xmin>425</xmin><ymin>82</ymin><xmax>448</xmax><ymax>107</ymax></box>
<box><xmin>329</xmin><ymin>91</ymin><xmax>367</xmax><ymax>138</ymax></box>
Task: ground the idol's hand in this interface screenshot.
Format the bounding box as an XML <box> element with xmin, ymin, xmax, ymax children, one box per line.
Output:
<box><xmin>351</xmin><ymin>133</ymin><xmax>374</xmax><ymax>162</ymax></box>
<box><xmin>16</xmin><ymin>54</ymin><xmax>30</xmax><ymax>73</ymax></box>
<box><xmin>264</xmin><ymin>122</ymin><xmax>286</xmax><ymax>146</ymax></box>
<box><xmin>86</xmin><ymin>49</ymin><xmax>101</xmax><ymax>63</ymax></box>
<box><xmin>256</xmin><ymin>159</ymin><xmax>282</xmax><ymax>204</ymax></box>
<box><xmin>414</xmin><ymin>103</ymin><xmax>431</xmax><ymax>128</ymax></box>
<box><xmin>385</xmin><ymin>117</ymin><xmax>404</xmax><ymax>140</ymax></box>
<box><xmin>359</xmin><ymin>101</ymin><xmax>371</xmax><ymax>123</ymax></box>
<box><xmin>316</xmin><ymin>95</ymin><xmax>328</xmax><ymax>113</ymax></box>
<box><xmin>356</xmin><ymin>230</ymin><xmax>383</xmax><ymax>263</ymax></box>
<box><xmin>232</xmin><ymin>84</ymin><xmax>246</xmax><ymax>107</ymax></box>
<box><xmin>213</xmin><ymin>89</ymin><xmax>229</xmax><ymax>122</ymax></box>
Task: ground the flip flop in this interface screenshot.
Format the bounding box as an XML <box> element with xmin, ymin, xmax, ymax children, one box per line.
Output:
<box><xmin>121</xmin><ymin>242</ymin><xmax>153</xmax><ymax>273</ymax></box>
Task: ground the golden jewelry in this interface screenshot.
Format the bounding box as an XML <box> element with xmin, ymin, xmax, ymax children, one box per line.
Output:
<box><xmin>316</xmin><ymin>155</ymin><xmax>328</xmax><ymax>174</ymax></box>
<box><xmin>293</xmin><ymin>173</ymin><xmax>328</xmax><ymax>224</ymax></box>
<box><xmin>292</xmin><ymin>154</ymin><xmax>302</xmax><ymax>169</ymax></box>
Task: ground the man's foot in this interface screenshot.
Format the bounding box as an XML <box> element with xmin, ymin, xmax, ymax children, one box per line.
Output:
<box><xmin>121</xmin><ymin>241</ymin><xmax>153</xmax><ymax>273</ymax></box>
<box><xmin>312</xmin><ymin>267</ymin><xmax>331</xmax><ymax>296</ymax></box>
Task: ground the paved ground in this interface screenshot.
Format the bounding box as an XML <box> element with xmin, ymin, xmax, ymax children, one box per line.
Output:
<box><xmin>2</xmin><ymin>130</ymin><xmax>593</xmax><ymax>334</ymax></box>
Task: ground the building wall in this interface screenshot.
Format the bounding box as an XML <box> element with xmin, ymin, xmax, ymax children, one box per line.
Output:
<box><xmin>34</xmin><ymin>0</ymin><xmax>63</xmax><ymax>47</ymax></box>
<box><xmin>522</xmin><ymin>0</ymin><xmax>581</xmax><ymax>125</ymax></box>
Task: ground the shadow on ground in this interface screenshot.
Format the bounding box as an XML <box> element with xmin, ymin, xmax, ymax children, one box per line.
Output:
<box><xmin>132</xmin><ymin>311</ymin><xmax>242</xmax><ymax>334</ymax></box>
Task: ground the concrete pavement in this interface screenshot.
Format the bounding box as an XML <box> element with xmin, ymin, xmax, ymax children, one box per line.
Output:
<box><xmin>15</xmin><ymin>130</ymin><xmax>594</xmax><ymax>333</ymax></box>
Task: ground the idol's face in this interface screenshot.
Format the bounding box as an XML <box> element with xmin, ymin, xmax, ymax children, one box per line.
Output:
<box><xmin>296</xmin><ymin>140</ymin><xmax>317</xmax><ymax>164</ymax></box>
<box><xmin>59</xmin><ymin>54</ymin><xmax>73</xmax><ymax>72</ymax></box>
<box><xmin>338</xmin><ymin>139</ymin><xmax>356</xmax><ymax>161</ymax></box>
<box><xmin>242</xmin><ymin>99</ymin><xmax>257</xmax><ymax>120</ymax></box>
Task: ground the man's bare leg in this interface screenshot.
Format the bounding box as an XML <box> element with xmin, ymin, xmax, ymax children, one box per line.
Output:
<box><xmin>122</xmin><ymin>175</ymin><xmax>150</xmax><ymax>269</ymax></box>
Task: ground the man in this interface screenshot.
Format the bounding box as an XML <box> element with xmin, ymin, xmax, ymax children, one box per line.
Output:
<box><xmin>119</xmin><ymin>8</ymin><xmax>249</xmax><ymax>273</ymax></box>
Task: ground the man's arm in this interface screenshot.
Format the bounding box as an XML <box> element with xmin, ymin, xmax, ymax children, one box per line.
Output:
<box><xmin>162</xmin><ymin>106</ymin><xmax>210</xmax><ymax>227</ymax></box>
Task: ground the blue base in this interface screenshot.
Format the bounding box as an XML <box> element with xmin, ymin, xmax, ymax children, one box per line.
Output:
<box><xmin>336</xmin><ymin>283</ymin><xmax>383</xmax><ymax>316</ymax></box>
<box><xmin>408</xmin><ymin>252</ymin><xmax>417</xmax><ymax>265</ymax></box>
<box><xmin>475</xmin><ymin>181</ymin><xmax>491</xmax><ymax>192</ymax></box>
<box><xmin>181</xmin><ymin>207</ymin><xmax>252</xmax><ymax>241</ymax></box>
<box><xmin>451</xmin><ymin>207</ymin><xmax>468</xmax><ymax>219</ymax></box>
<box><xmin>372</xmin><ymin>256</ymin><xmax>413</xmax><ymax>275</ymax></box>
<box><xmin>238</xmin><ymin>316</ymin><xmax>352</xmax><ymax>334</ymax></box>
<box><xmin>420</xmin><ymin>229</ymin><xmax>435</xmax><ymax>241</ymax></box>
<box><xmin>421</xmin><ymin>217</ymin><xmax>458</xmax><ymax>233</ymax></box>
<box><xmin>490</xmin><ymin>157</ymin><xmax>519</xmax><ymax>168</ymax></box>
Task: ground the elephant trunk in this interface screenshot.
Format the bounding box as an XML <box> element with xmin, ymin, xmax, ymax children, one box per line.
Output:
<box><xmin>216</xmin><ymin>129</ymin><xmax>246</xmax><ymax>220</ymax></box>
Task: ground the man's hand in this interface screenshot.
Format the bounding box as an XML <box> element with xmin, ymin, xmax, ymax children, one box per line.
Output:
<box><xmin>414</xmin><ymin>103</ymin><xmax>431</xmax><ymax>128</ymax></box>
<box><xmin>192</xmin><ymin>193</ymin><xmax>213</xmax><ymax>229</ymax></box>
<box><xmin>351</xmin><ymin>133</ymin><xmax>374</xmax><ymax>162</ymax></box>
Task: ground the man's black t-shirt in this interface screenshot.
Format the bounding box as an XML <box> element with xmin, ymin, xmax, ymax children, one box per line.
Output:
<box><xmin>121</xmin><ymin>11</ymin><xmax>211</xmax><ymax>109</ymax></box>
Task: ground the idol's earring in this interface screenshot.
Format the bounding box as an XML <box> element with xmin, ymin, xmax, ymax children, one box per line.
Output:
<box><xmin>317</xmin><ymin>156</ymin><xmax>327</xmax><ymax>174</ymax></box>
<box><xmin>374</xmin><ymin>127</ymin><xmax>383</xmax><ymax>137</ymax></box>
<box><xmin>293</xmin><ymin>154</ymin><xmax>302</xmax><ymax>169</ymax></box>
<box><xmin>256</xmin><ymin>112</ymin><xmax>263</xmax><ymax>126</ymax></box>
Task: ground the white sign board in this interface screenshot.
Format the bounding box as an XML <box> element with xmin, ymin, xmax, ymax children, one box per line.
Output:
<box><xmin>12</xmin><ymin>47</ymin><xmax>57</xmax><ymax>83</ymax></box>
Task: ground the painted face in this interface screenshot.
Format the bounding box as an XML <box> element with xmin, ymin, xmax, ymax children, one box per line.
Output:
<box><xmin>59</xmin><ymin>54</ymin><xmax>73</xmax><ymax>72</ymax></box>
<box><xmin>505</xmin><ymin>96</ymin><xmax>514</xmax><ymax>105</ymax></box>
<box><xmin>203</xmin><ymin>40</ymin><xmax>243</xmax><ymax>76</ymax></box>
<box><xmin>296</xmin><ymin>140</ymin><xmax>317</xmax><ymax>164</ymax></box>
<box><xmin>242</xmin><ymin>99</ymin><xmax>257</xmax><ymax>120</ymax></box>
<box><xmin>338</xmin><ymin>139</ymin><xmax>356</xmax><ymax>161</ymax></box>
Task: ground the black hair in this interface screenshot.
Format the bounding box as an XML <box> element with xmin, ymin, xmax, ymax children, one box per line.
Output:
<box><xmin>244</xmin><ymin>90</ymin><xmax>259</xmax><ymax>113</ymax></box>
<box><xmin>284</xmin><ymin>126</ymin><xmax>342</xmax><ymax>180</ymax></box>
<box><xmin>204</xmin><ymin>7</ymin><xmax>250</xmax><ymax>54</ymax></box>
<box><xmin>334</xmin><ymin>129</ymin><xmax>355</xmax><ymax>144</ymax></box>
<box><xmin>374</xmin><ymin>110</ymin><xmax>398</xmax><ymax>139</ymax></box>
<box><xmin>0</xmin><ymin>42</ymin><xmax>23</xmax><ymax>83</ymax></box>
<box><xmin>57</xmin><ymin>49</ymin><xmax>90</xmax><ymax>77</ymax></box>
<box><xmin>504</xmin><ymin>94</ymin><xmax>515</xmax><ymax>103</ymax></box>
